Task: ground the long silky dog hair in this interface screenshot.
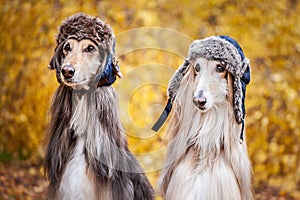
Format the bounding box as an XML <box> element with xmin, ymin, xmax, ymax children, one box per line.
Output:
<box><xmin>44</xmin><ymin>13</ymin><xmax>154</xmax><ymax>200</ymax></box>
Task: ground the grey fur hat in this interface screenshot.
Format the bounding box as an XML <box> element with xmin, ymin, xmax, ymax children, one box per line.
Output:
<box><xmin>153</xmin><ymin>35</ymin><xmax>251</xmax><ymax>141</ymax></box>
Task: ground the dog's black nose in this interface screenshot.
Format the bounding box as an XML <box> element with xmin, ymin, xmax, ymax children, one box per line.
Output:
<box><xmin>193</xmin><ymin>97</ymin><xmax>207</xmax><ymax>110</ymax></box>
<box><xmin>62</xmin><ymin>65</ymin><xmax>75</xmax><ymax>79</ymax></box>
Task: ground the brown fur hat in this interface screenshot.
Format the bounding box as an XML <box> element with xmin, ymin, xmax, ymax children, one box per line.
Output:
<box><xmin>56</xmin><ymin>12</ymin><xmax>113</xmax><ymax>47</ymax></box>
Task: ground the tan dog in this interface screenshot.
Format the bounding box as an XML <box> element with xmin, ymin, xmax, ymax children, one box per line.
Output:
<box><xmin>44</xmin><ymin>13</ymin><xmax>154</xmax><ymax>200</ymax></box>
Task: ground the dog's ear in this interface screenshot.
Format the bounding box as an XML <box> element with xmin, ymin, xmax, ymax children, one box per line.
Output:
<box><xmin>227</xmin><ymin>72</ymin><xmax>234</xmax><ymax>104</ymax></box>
<box><xmin>48</xmin><ymin>42</ymin><xmax>65</xmax><ymax>83</ymax></box>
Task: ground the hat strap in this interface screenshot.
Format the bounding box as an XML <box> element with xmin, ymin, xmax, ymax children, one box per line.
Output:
<box><xmin>240</xmin><ymin>119</ymin><xmax>245</xmax><ymax>144</ymax></box>
<box><xmin>152</xmin><ymin>99</ymin><xmax>173</xmax><ymax>131</ymax></box>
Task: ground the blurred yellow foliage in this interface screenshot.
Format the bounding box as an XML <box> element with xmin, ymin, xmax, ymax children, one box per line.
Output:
<box><xmin>0</xmin><ymin>0</ymin><xmax>300</xmax><ymax>198</ymax></box>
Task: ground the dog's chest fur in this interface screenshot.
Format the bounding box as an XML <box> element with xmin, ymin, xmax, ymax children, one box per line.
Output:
<box><xmin>57</xmin><ymin>91</ymin><xmax>113</xmax><ymax>199</ymax></box>
<box><xmin>159</xmin><ymin>100</ymin><xmax>252</xmax><ymax>200</ymax></box>
<box><xmin>165</xmin><ymin>150</ymin><xmax>241</xmax><ymax>200</ymax></box>
<box><xmin>58</xmin><ymin>139</ymin><xmax>97</xmax><ymax>199</ymax></box>
<box><xmin>58</xmin><ymin>139</ymin><xmax>113</xmax><ymax>199</ymax></box>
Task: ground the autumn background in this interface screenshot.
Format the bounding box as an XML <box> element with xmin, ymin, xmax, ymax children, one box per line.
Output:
<box><xmin>0</xmin><ymin>0</ymin><xmax>299</xmax><ymax>199</ymax></box>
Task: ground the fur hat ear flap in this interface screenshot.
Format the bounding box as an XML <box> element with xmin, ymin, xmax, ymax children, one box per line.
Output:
<box><xmin>109</xmin><ymin>38</ymin><xmax>122</xmax><ymax>78</ymax></box>
<box><xmin>152</xmin><ymin>59</ymin><xmax>190</xmax><ymax>131</ymax></box>
<box><xmin>219</xmin><ymin>35</ymin><xmax>251</xmax><ymax>142</ymax></box>
<box><xmin>95</xmin><ymin>37</ymin><xmax>122</xmax><ymax>87</ymax></box>
<box><xmin>232</xmin><ymin>58</ymin><xmax>250</xmax><ymax>124</ymax></box>
<box><xmin>233</xmin><ymin>77</ymin><xmax>244</xmax><ymax>124</ymax></box>
<box><xmin>48</xmin><ymin>41</ymin><xmax>65</xmax><ymax>83</ymax></box>
<box><xmin>167</xmin><ymin>59</ymin><xmax>190</xmax><ymax>101</ymax></box>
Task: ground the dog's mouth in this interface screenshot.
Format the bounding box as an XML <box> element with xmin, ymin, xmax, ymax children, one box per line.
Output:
<box><xmin>198</xmin><ymin>106</ymin><xmax>206</xmax><ymax>111</ymax></box>
<box><xmin>64</xmin><ymin>79</ymin><xmax>75</xmax><ymax>83</ymax></box>
<box><xmin>193</xmin><ymin>97</ymin><xmax>207</xmax><ymax>111</ymax></box>
<box><xmin>61</xmin><ymin>77</ymin><xmax>78</xmax><ymax>84</ymax></box>
<box><xmin>61</xmin><ymin>76</ymin><xmax>90</xmax><ymax>89</ymax></box>
<box><xmin>193</xmin><ymin>100</ymin><xmax>214</xmax><ymax>113</ymax></box>
<box><xmin>195</xmin><ymin>105</ymin><xmax>209</xmax><ymax>112</ymax></box>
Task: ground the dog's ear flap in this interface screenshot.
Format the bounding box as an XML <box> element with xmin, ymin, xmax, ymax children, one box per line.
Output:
<box><xmin>96</xmin><ymin>37</ymin><xmax>122</xmax><ymax>87</ymax></box>
<box><xmin>227</xmin><ymin>72</ymin><xmax>234</xmax><ymax>104</ymax></box>
<box><xmin>108</xmin><ymin>37</ymin><xmax>122</xmax><ymax>78</ymax></box>
<box><xmin>48</xmin><ymin>42</ymin><xmax>65</xmax><ymax>83</ymax></box>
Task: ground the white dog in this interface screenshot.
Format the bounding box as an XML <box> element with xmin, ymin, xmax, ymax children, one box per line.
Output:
<box><xmin>153</xmin><ymin>36</ymin><xmax>253</xmax><ymax>200</ymax></box>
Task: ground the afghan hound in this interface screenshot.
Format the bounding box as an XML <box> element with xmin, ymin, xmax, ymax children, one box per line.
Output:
<box><xmin>44</xmin><ymin>13</ymin><xmax>154</xmax><ymax>200</ymax></box>
<box><xmin>153</xmin><ymin>36</ymin><xmax>253</xmax><ymax>200</ymax></box>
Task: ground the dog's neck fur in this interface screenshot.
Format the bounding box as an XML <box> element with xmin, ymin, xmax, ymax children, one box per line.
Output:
<box><xmin>70</xmin><ymin>87</ymin><xmax>127</xmax><ymax>173</ymax></box>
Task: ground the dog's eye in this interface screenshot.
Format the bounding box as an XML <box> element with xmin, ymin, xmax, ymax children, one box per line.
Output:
<box><xmin>216</xmin><ymin>64</ymin><xmax>225</xmax><ymax>73</ymax></box>
<box><xmin>85</xmin><ymin>45</ymin><xmax>96</xmax><ymax>53</ymax></box>
<box><xmin>194</xmin><ymin>63</ymin><xmax>201</xmax><ymax>73</ymax></box>
<box><xmin>63</xmin><ymin>43</ymin><xmax>71</xmax><ymax>52</ymax></box>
